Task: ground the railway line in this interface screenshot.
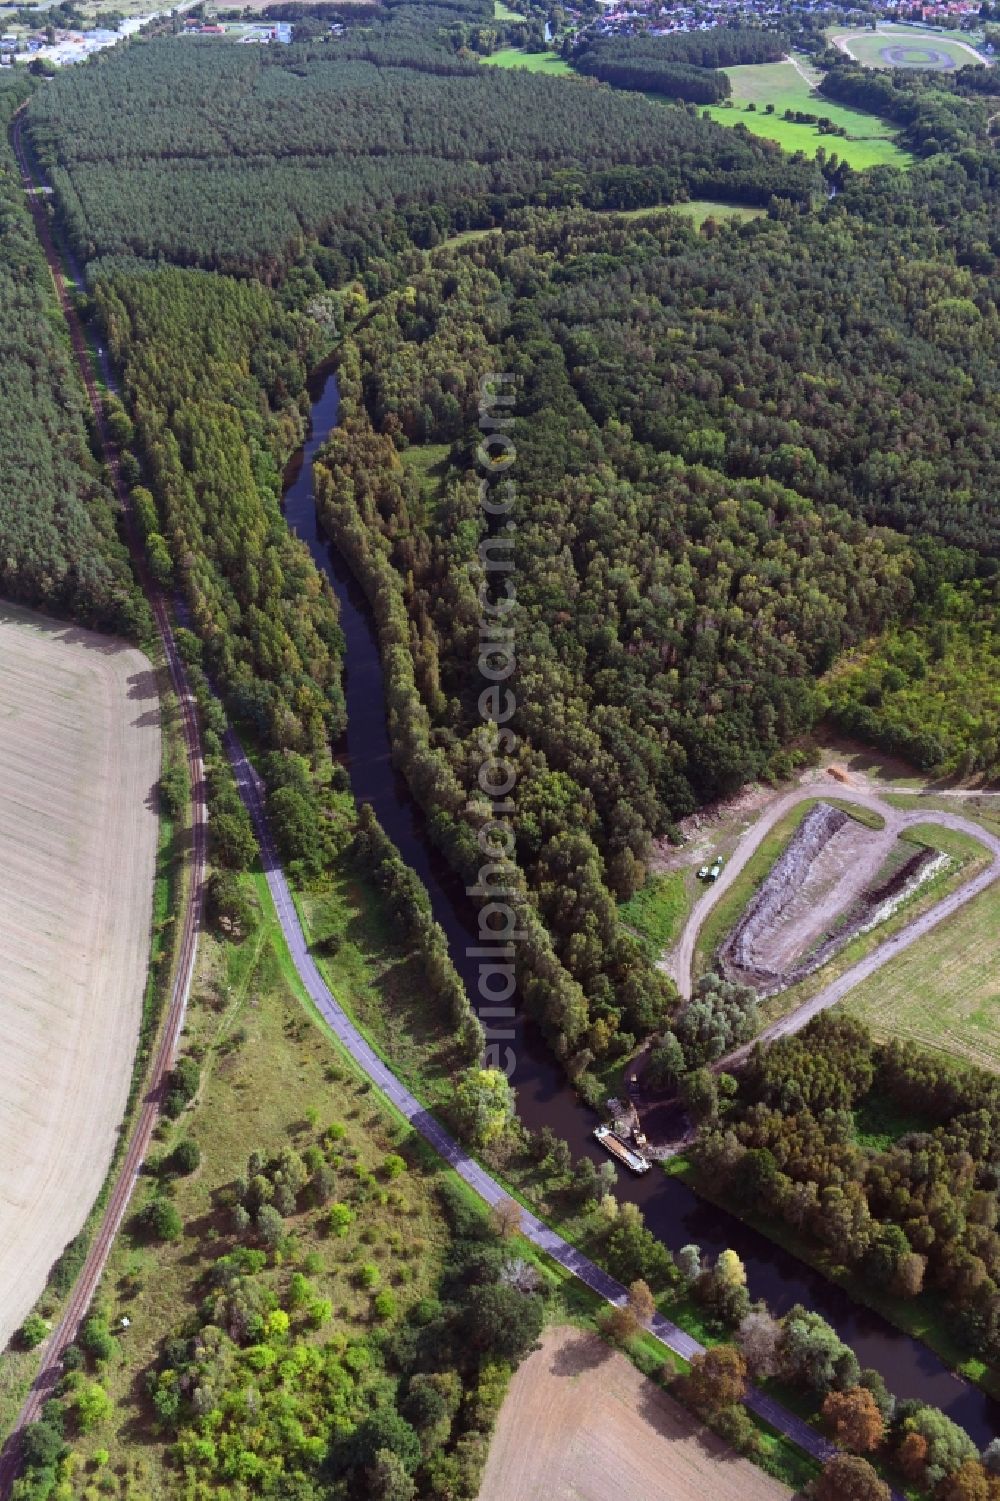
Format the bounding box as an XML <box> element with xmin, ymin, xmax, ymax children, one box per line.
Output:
<box><xmin>0</xmin><ymin>108</ymin><xmax>207</xmax><ymax>1500</ymax></box>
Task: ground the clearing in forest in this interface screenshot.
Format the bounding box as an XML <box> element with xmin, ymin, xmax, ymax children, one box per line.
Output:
<box><xmin>704</xmin><ymin>60</ymin><xmax>911</xmax><ymax>168</ymax></box>
<box><xmin>0</xmin><ymin>604</ymin><xmax>159</xmax><ymax>1349</ymax></box>
<box><xmin>480</xmin><ymin>47</ymin><xmax>573</xmax><ymax>74</ymax></box>
<box><xmin>478</xmin><ymin>1326</ymin><xmax>791</xmax><ymax>1501</ymax></box>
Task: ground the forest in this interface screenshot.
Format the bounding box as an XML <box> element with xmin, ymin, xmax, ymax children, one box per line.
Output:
<box><xmin>573</xmin><ymin>29</ymin><xmax>787</xmax><ymax>104</ymax></box>
<box><xmin>92</xmin><ymin>266</ymin><xmax>347</xmax><ymax>756</ymax></box>
<box><xmin>692</xmin><ymin>1013</ymin><xmax>1000</xmax><ymax>1370</ymax></box>
<box><xmin>24</xmin><ymin>35</ymin><xmax>818</xmax><ymax>275</ymax></box>
<box><xmin>0</xmin><ymin>77</ymin><xmax>145</xmax><ymax>635</ymax></box>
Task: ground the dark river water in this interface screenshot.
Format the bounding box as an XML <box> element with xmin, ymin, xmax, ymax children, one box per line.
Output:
<box><xmin>283</xmin><ymin>368</ymin><xmax>997</xmax><ymax>1445</ymax></box>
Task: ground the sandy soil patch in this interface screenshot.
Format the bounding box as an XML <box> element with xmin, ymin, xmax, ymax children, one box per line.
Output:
<box><xmin>0</xmin><ymin>604</ymin><xmax>160</xmax><ymax>1347</ymax></box>
<box><xmin>479</xmin><ymin>1327</ymin><xmax>790</xmax><ymax>1501</ymax></box>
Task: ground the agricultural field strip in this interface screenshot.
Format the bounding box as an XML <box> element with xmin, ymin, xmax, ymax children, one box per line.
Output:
<box><xmin>225</xmin><ymin>729</ymin><xmax>841</xmax><ymax>1472</ymax></box>
<box><xmin>479</xmin><ymin>1326</ymin><xmax>793</xmax><ymax>1501</ymax></box>
<box><xmin>0</xmin><ymin>608</ymin><xmax>159</xmax><ymax>1349</ymax></box>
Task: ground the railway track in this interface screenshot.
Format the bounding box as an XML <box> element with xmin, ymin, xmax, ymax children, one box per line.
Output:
<box><xmin>0</xmin><ymin>108</ymin><xmax>207</xmax><ymax>1498</ymax></box>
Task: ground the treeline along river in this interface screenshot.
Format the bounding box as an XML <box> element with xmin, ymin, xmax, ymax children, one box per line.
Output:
<box><xmin>283</xmin><ymin>369</ymin><xmax>998</xmax><ymax>1446</ymax></box>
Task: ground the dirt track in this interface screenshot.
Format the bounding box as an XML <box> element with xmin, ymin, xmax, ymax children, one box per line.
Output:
<box><xmin>0</xmin><ymin>605</ymin><xmax>159</xmax><ymax>1349</ymax></box>
<box><xmin>662</xmin><ymin>770</ymin><xmax>1000</xmax><ymax>1053</ymax></box>
<box><xmin>479</xmin><ymin>1327</ymin><xmax>790</xmax><ymax>1501</ymax></box>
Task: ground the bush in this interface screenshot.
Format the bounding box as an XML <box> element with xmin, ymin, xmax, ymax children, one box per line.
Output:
<box><xmin>373</xmin><ymin>1290</ymin><xmax>397</xmax><ymax>1320</ymax></box>
<box><xmin>137</xmin><ymin>1198</ymin><xmax>183</xmax><ymax>1242</ymax></box>
<box><xmin>166</xmin><ymin>1138</ymin><xmax>201</xmax><ymax>1176</ymax></box>
<box><xmin>19</xmin><ymin>1313</ymin><xmax>49</xmax><ymax>1350</ymax></box>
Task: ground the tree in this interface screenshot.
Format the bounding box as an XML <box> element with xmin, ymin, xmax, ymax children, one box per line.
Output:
<box><xmin>18</xmin><ymin>1314</ymin><xmax>48</xmax><ymax>1351</ymax></box>
<box><xmin>647</xmin><ymin>1032</ymin><xmax>684</xmax><ymax>1090</ymax></box>
<box><xmin>779</xmin><ymin>1306</ymin><xmax>859</xmax><ymax>1394</ymax></box>
<box><xmin>628</xmin><ymin>1279</ymin><xmax>655</xmax><ymax>1325</ymax></box>
<box><xmin>822</xmin><ymin>1387</ymin><xmax>885</xmax><ymax>1453</ymax></box>
<box><xmin>80</xmin><ymin>1315</ymin><xmax>115</xmax><ymax>1362</ymax></box>
<box><xmin>451</xmin><ymin>1067</ymin><xmax>517</xmax><ymax>1150</ymax></box>
<box><xmin>491</xmin><ymin>1198</ymin><xmax>523</xmax><ymax>1240</ymax></box>
<box><xmin>70</xmin><ymin>1381</ymin><xmax>112</xmax><ymax>1433</ymax></box>
<box><xmin>599</xmin><ymin>1302</ymin><xmax>639</xmax><ymax>1344</ymax></box>
<box><xmin>138</xmin><ymin>1197</ymin><xmax>182</xmax><ymax>1242</ymax></box>
<box><xmin>738</xmin><ymin>1308</ymin><xmax>782</xmax><ymax>1378</ymax></box>
<box><xmin>166</xmin><ymin>1138</ymin><xmax>201</xmax><ymax>1176</ymax></box>
<box><xmin>815</xmin><ymin>1454</ymin><xmax>889</xmax><ymax>1501</ymax></box>
<box><xmin>715</xmin><ymin>1249</ymin><xmax>746</xmax><ymax>1287</ymax></box>
<box><xmin>684</xmin><ymin>1345</ymin><xmax>747</xmax><ymax>1414</ymax></box>
<box><xmin>461</xmin><ymin>1284</ymin><xmax>544</xmax><ymax>1363</ymax></box>
<box><xmin>256</xmin><ymin>1204</ymin><xmax>285</xmax><ymax>1249</ymax></box>
<box><xmin>902</xmin><ymin>1406</ymin><xmax>978</xmax><ymax>1488</ymax></box>
<box><xmin>937</xmin><ymin>1461</ymin><xmax>993</xmax><ymax>1501</ymax></box>
<box><xmin>368</xmin><ymin>1448</ymin><xmax>417</xmax><ymax>1501</ymax></box>
<box><xmin>676</xmin><ymin>1244</ymin><xmax>702</xmax><ymax>1286</ymax></box>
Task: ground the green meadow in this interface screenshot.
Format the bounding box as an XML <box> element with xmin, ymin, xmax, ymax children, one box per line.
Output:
<box><xmin>481</xmin><ymin>47</ymin><xmax>573</xmax><ymax>75</ymax></box>
<box><xmin>704</xmin><ymin>60</ymin><xmax>911</xmax><ymax>169</ymax></box>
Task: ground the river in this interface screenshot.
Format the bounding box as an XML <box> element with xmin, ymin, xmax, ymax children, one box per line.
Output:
<box><xmin>283</xmin><ymin>368</ymin><xmax>997</xmax><ymax>1445</ymax></box>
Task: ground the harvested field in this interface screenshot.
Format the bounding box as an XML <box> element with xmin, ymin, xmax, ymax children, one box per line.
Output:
<box><xmin>479</xmin><ymin>1326</ymin><xmax>790</xmax><ymax>1501</ymax></box>
<box><xmin>0</xmin><ymin>604</ymin><xmax>159</xmax><ymax>1348</ymax></box>
<box><xmin>719</xmin><ymin>802</ymin><xmax>943</xmax><ymax>994</ymax></box>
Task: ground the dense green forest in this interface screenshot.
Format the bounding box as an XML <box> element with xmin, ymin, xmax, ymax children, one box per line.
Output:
<box><xmin>24</xmin><ymin>35</ymin><xmax>819</xmax><ymax>275</ymax></box>
<box><xmin>693</xmin><ymin>1014</ymin><xmax>1000</xmax><ymax>1369</ymax></box>
<box><xmin>824</xmin><ymin>581</ymin><xmax>1000</xmax><ymax>779</ymax></box>
<box><xmin>0</xmin><ymin>77</ymin><xmax>144</xmax><ymax>634</ymax></box>
<box><xmin>93</xmin><ymin>266</ymin><xmax>347</xmax><ymax>755</ymax></box>
<box><xmin>308</xmin><ymin>173</ymin><xmax>1000</xmax><ymax>1069</ymax></box>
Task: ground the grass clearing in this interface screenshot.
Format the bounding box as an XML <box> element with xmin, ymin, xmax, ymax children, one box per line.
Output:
<box><xmin>702</xmin><ymin>60</ymin><xmax>911</xmax><ymax>169</ymax></box>
<box><xmin>620</xmin><ymin>871</ymin><xmax>690</xmax><ymax>956</ymax></box>
<box><xmin>400</xmin><ymin>439</ymin><xmax>451</xmax><ymax>521</ymax></box>
<box><xmin>492</xmin><ymin>0</ymin><xmax>522</xmax><ymax>17</ymax></box>
<box><xmin>480</xmin><ymin>46</ymin><xmax>573</xmax><ymax>74</ymax></box>
<box><xmin>478</xmin><ymin>1325</ymin><xmax>795</xmax><ymax>1501</ymax></box>
<box><xmin>839</xmin><ymin>872</ymin><xmax>1000</xmax><ymax>1073</ymax></box>
<box><xmin>0</xmin><ymin>603</ymin><xmax>160</xmax><ymax>1351</ymax></box>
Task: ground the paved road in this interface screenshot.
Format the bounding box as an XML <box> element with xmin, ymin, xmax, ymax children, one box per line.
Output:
<box><xmin>664</xmin><ymin>774</ymin><xmax>1000</xmax><ymax>1038</ymax></box>
<box><xmin>0</xmin><ymin>110</ymin><xmax>207</xmax><ymax>1499</ymax></box>
<box><xmin>226</xmin><ymin>730</ymin><xmax>845</xmax><ymax>1472</ymax></box>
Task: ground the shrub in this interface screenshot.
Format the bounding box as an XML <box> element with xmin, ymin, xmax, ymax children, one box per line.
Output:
<box><xmin>19</xmin><ymin>1313</ymin><xmax>49</xmax><ymax>1350</ymax></box>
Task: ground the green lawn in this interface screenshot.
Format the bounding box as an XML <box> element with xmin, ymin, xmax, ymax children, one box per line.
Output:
<box><xmin>480</xmin><ymin>47</ymin><xmax>573</xmax><ymax>75</ymax></box>
<box><xmin>703</xmin><ymin>60</ymin><xmax>911</xmax><ymax>169</ymax></box>
<box><xmin>493</xmin><ymin>0</ymin><xmax>522</xmax><ymax>17</ymax></box>
<box><xmin>831</xmin><ymin>24</ymin><xmax>986</xmax><ymax>70</ymax></box>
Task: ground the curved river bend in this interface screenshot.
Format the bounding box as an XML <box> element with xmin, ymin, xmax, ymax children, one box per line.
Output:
<box><xmin>284</xmin><ymin>370</ymin><xmax>997</xmax><ymax>1445</ymax></box>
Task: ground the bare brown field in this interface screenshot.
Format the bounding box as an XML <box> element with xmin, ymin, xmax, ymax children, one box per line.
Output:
<box><xmin>478</xmin><ymin>1326</ymin><xmax>791</xmax><ymax>1501</ymax></box>
<box><xmin>0</xmin><ymin>604</ymin><xmax>160</xmax><ymax>1348</ymax></box>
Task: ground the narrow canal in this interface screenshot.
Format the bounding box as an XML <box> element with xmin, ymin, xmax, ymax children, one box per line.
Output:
<box><xmin>283</xmin><ymin>368</ymin><xmax>997</xmax><ymax>1445</ymax></box>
